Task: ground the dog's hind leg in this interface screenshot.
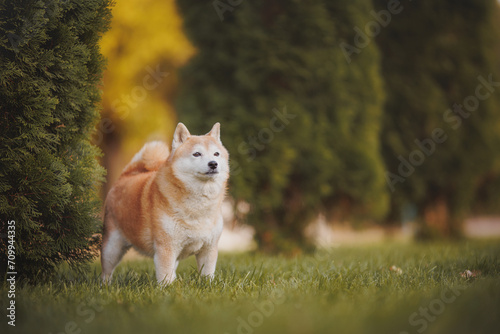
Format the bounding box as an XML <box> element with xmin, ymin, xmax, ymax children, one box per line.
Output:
<box><xmin>101</xmin><ymin>228</ymin><xmax>130</xmax><ymax>284</ymax></box>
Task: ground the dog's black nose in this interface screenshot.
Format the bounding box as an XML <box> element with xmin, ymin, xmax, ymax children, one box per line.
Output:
<box><xmin>208</xmin><ymin>161</ymin><xmax>218</xmax><ymax>170</ymax></box>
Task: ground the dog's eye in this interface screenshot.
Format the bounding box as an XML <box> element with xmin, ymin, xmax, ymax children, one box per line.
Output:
<box><xmin>193</xmin><ymin>152</ymin><xmax>202</xmax><ymax>157</ymax></box>
<box><xmin>214</xmin><ymin>152</ymin><xmax>220</xmax><ymax>157</ymax></box>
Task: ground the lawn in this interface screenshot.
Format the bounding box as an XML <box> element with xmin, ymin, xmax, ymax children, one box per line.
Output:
<box><xmin>2</xmin><ymin>240</ymin><xmax>500</xmax><ymax>334</ymax></box>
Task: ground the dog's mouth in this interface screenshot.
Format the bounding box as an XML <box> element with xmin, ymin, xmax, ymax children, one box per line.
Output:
<box><xmin>198</xmin><ymin>169</ymin><xmax>219</xmax><ymax>177</ymax></box>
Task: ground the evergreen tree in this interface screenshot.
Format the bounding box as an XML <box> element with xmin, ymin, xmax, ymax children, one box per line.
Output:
<box><xmin>176</xmin><ymin>0</ymin><xmax>388</xmax><ymax>252</ymax></box>
<box><xmin>373</xmin><ymin>0</ymin><xmax>500</xmax><ymax>237</ymax></box>
<box><xmin>471</xmin><ymin>3</ymin><xmax>500</xmax><ymax>216</ymax></box>
<box><xmin>0</xmin><ymin>0</ymin><xmax>111</xmax><ymax>278</ymax></box>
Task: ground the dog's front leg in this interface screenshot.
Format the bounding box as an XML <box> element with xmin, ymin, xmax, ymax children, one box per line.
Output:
<box><xmin>154</xmin><ymin>246</ymin><xmax>177</xmax><ymax>285</ymax></box>
<box><xmin>196</xmin><ymin>246</ymin><xmax>218</xmax><ymax>280</ymax></box>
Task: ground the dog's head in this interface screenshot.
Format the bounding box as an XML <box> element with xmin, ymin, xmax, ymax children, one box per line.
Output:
<box><xmin>169</xmin><ymin>122</ymin><xmax>229</xmax><ymax>187</ymax></box>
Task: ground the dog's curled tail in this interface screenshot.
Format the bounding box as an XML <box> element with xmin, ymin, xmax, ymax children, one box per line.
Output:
<box><xmin>121</xmin><ymin>141</ymin><xmax>170</xmax><ymax>176</ymax></box>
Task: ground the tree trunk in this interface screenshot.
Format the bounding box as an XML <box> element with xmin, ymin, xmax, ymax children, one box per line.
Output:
<box><xmin>419</xmin><ymin>196</ymin><xmax>464</xmax><ymax>239</ymax></box>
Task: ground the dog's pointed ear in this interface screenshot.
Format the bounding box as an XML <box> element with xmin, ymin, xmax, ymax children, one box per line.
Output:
<box><xmin>207</xmin><ymin>122</ymin><xmax>221</xmax><ymax>142</ymax></box>
<box><xmin>172</xmin><ymin>122</ymin><xmax>191</xmax><ymax>151</ymax></box>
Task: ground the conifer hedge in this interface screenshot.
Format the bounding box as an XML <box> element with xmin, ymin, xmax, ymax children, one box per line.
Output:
<box><xmin>176</xmin><ymin>0</ymin><xmax>388</xmax><ymax>251</ymax></box>
<box><xmin>374</xmin><ymin>0</ymin><xmax>500</xmax><ymax>237</ymax></box>
<box><xmin>0</xmin><ymin>0</ymin><xmax>111</xmax><ymax>278</ymax></box>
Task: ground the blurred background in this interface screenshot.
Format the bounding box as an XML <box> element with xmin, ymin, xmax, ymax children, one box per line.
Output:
<box><xmin>98</xmin><ymin>0</ymin><xmax>500</xmax><ymax>254</ymax></box>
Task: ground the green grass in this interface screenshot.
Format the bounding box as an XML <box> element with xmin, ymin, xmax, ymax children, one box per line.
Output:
<box><xmin>2</xmin><ymin>240</ymin><xmax>500</xmax><ymax>334</ymax></box>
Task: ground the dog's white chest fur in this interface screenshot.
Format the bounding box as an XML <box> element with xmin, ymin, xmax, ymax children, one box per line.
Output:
<box><xmin>160</xmin><ymin>213</ymin><xmax>223</xmax><ymax>260</ymax></box>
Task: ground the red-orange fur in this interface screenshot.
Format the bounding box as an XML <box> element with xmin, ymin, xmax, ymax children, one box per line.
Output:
<box><xmin>101</xmin><ymin>123</ymin><xmax>228</xmax><ymax>284</ymax></box>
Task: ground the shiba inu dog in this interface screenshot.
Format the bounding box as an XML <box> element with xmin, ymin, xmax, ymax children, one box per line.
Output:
<box><xmin>101</xmin><ymin>122</ymin><xmax>229</xmax><ymax>284</ymax></box>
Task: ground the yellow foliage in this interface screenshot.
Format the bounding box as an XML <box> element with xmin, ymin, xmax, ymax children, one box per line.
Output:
<box><xmin>99</xmin><ymin>0</ymin><xmax>195</xmax><ymax>186</ymax></box>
